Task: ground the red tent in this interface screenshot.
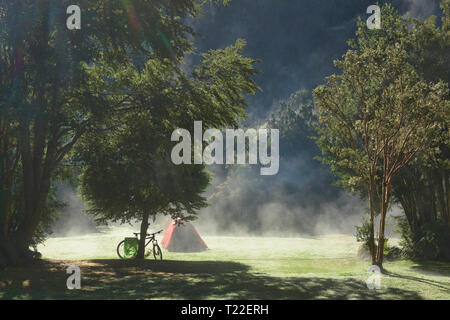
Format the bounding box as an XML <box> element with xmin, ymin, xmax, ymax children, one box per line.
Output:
<box><xmin>161</xmin><ymin>218</ymin><xmax>208</xmax><ymax>252</ymax></box>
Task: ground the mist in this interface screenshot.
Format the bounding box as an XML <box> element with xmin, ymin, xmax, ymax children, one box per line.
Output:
<box><xmin>49</xmin><ymin>0</ymin><xmax>442</xmax><ymax>239</ymax></box>
<box><xmin>191</xmin><ymin>0</ymin><xmax>441</xmax><ymax>120</ymax></box>
<box><xmin>50</xmin><ymin>184</ymin><xmax>98</xmax><ymax>237</ymax></box>
<box><xmin>405</xmin><ymin>0</ymin><xmax>440</xmax><ymax>17</ymax></box>
<box><xmin>184</xmin><ymin>0</ymin><xmax>442</xmax><ymax>238</ymax></box>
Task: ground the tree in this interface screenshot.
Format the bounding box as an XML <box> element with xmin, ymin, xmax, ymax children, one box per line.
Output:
<box><xmin>389</xmin><ymin>0</ymin><xmax>450</xmax><ymax>261</ymax></box>
<box><xmin>0</xmin><ymin>0</ymin><xmax>234</xmax><ymax>264</ymax></box>
<box><xmin>77</xmin><ymin>40</ymin><xmax>260</xmax><ymax>259</ymax></box>
<box><xmin>313</xmin><ymin>4</ymin><xmax>449</xmax><ymax>268</ymax></box>
<box><xmin>78</xmin><ymin>114</ymin><xmax>211</xmax><ymax>259</ymax></box>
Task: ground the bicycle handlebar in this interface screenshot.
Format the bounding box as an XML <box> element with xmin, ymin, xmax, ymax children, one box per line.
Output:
<box><xmin>133</xmin><ymin>230</ymin><xmax>163</xmax><ymax>237</ymax></box>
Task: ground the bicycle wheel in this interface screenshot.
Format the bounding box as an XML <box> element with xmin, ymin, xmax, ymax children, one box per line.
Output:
<box><xmin>153</xmin><ymin>243</ymin><xmax>163</xmax><ymax>261</ymax></box>
<box><xmin>117</xmin><ymin>240</ymin><xmax>138</xmax><ymax>260</ymax></box>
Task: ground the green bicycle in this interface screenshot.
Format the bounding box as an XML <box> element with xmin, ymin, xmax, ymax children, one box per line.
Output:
<box><xmin>117</xmin><ymin>230</ymin><xmax>163</xmax><ymax>260</ymax></box>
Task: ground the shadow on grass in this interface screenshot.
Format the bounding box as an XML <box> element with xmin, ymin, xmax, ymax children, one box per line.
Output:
<box><xmin>380</xmin><ymin>261</ymin><xmax>450</xmax><ymax>293</ymax></box>
<box><xmin>383</xmin><ymin>270</ymin><xmax>450</xmax><ymax>293</ymax></box>
<box><xmin>408</xmin><ymin>261</ymin><xmax>450</xmax><ymax>276</ymax></box>
<box><xmin>0</xmin><ymin>259</ymin><xmax>424</xmax><ymax>300</ymax></box>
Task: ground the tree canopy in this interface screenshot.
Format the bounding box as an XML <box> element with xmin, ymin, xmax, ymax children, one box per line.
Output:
<box><xmin>313</xmin><ymin>3</ymin><xmax>449</xmax><ymax>267</ymax></box>
<box><xmin>0</xmin><ymin>0</ymin><xmax>257</xmax><ymax>264</ymax></box>
<box><xmin>76</xmin><ymin>40</ymin><xmax>259</xmax><ymax>258</ymax></box>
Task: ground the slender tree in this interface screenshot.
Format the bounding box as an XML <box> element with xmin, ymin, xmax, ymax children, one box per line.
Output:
<box><xmin>314</xmin><ymin>4</ymin><xmax>449</xmax><ymax>268</ymax></box>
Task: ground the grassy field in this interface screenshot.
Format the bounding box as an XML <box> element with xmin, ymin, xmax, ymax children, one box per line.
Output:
<box><xmin>0</xmin><ymin>228</ymin><xmax>449</xmax><ymax>300</ymax></box>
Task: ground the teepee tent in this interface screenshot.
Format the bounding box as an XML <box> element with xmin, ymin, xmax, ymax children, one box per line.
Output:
<box><xmin>161</xmin><ymin>218</ymin><xmax>208</xmax><ymax>252</ymax></box>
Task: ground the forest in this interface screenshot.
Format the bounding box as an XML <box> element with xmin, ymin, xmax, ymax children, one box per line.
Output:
<box><xmin>0</xmin><ymin>0</ymin><xmax>449</xmax><ymax>301</ymax></box>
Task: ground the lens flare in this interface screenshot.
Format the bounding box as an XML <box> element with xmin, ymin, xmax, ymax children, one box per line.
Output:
<box><xmin>120</xmin><ymin>0</ymin><xmax>142</xmax><ymax>31</ymax></box>
<box><xmin>120</xmin><ymin>0</ymin><xmax>173</xmax><ymax>56</ymax></box>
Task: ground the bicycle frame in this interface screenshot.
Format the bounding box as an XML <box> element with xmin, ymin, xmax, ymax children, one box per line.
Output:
<box><xmin>144</xmin><ymin>236</ymin><xmax>158</xmax><ymax>248</ymax></box>
<box><xmin>133</xmin><ymin>234</ymin><xmax>158</xmax><ymax>249</ymax></box>
<box><xmin>132</xmin><ymin>230</ymin><xmax>163</xmax><ymax>250</ymax></box>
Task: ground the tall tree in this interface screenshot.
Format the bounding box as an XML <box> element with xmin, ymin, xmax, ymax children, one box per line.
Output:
<box><xmin>0</xmin><ymin>0</ymin><xmax>232</xmax><ymax>264</ymax></box>
<box><xmin>77</xmin><ymin>41</ymin><xmax>259</xmax><ymax>259</ymax></box>
<box><xmin>389</xmin><ymin>0</ymin><xmax>450</xmax><ymax>261</ymax></box>
<box><xmin>313</xmin><ymin>4</ymin><xmax>449</xmax><ymax>268</ymax></box>
<box><xmin>78</xmin><ymin>114</ymin><xmax>211</xmax><ymax>259</ymax></box>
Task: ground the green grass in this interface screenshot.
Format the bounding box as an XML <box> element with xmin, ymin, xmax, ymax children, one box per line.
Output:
<box><xmin>0</xmin><ymin>230</ymin><xmax>449</xmax><ymax>300</ymax></box>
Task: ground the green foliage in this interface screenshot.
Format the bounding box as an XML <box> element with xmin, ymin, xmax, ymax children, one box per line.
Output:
<box><xmin>78</xmin><ymin>123</ymin><xmax>212</xmax><ymax>224</ymax></box>
<box><xmin>315</xmin><ymin>3</ymin><xmax>449</xmax><ymax>194</ymax></box>
<box><xmin>268</xmin><ymin>89</ymin><xmax>317</xmax><ymax>155</ymax></box>
<box><xmin>383</xmin><ymin>246</ymin><xmax>402</xmax><ymax>261</ymax></box>
<box><xmin>408</xmin><ymin>0</ymin><xmax>450</xmax><ymax>84</ymax></box>
<box><xmin>267</xmin><ymin>89</ymin><xmax>341</xmax><ymax>200</ymax></box>
<box><xmin>0</xmin><ymin>0</ymin><xmax>246</xmax><ymax>256</ymax></box>
<box><xmin>395</xmin><ymin>215</ymin><xmax>450</xmax><ymax>261</ymax></box>
<box><xmin>77</xmin><ymin>38</ymin><xmax>259</xmax><ymax>227</ymax></box>
<box><xmin>390</xmin><ymin>1</ymin><xmax>450</xmax><ymax>255</ymax></box>
<box><xmin>314</xmin><ymin>3</ymin><xmax>449</xmax><ymax>266</ymax></box>
<box><xmin>75</xmin><ymin>36</ymin><xmax>259</xmax><ymax>260</ymax></box>
<box><xmin>355</xmin><ymin>218</ymin><xmax>372</xmax><ymax>250</ymax></box>
<box><xmin>356</xmin><ymin>218</ymin><xmax>402</xmax><ymax>260</ymax></box>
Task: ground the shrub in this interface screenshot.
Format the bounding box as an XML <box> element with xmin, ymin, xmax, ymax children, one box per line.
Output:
<box><xmin>356</xmin><ymin>218</ymin><xmax>403</xmax><ymax>261</ymax></box>
<box><xmin>355</xmin><ymin>218</ymin><xmax>372</xmax><ymax>250</ymax></box>
<box><xmin>395</xmin><ymin>216</ymin><xmax>450</xmax><ymax>262</ymax></box>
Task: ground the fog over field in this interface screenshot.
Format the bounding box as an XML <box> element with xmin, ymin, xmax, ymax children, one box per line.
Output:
<box><xmin>49</xmin><ymin>185</ymin><xmax>402</xmax><ymax>241</ymax></box>
<box><xmin>48</xmin><ymin>0</ymin><xmax>439</xmax><ymax>240</ymax></box>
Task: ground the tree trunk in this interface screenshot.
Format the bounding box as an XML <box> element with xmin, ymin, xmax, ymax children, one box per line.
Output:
<box><xmin>0</xmin><ymin>237</ymin><xmax>20</xmax><ymax>268</ymax></box>
<box><xmin>16</xmin><ymin>144</ymin><xmax>51</xmax><ymax>255</ymax></box>
<box><xmin>16</xmin><ymin>205</ymin><xmax>46</xmax><ymax>254</ymax></box>
<box><xmin>0</xmin><ymin>181</ymin><xmax>11</xmax><ymax>238</ymax></box>
<box><xmin>136</xmin><ymin>210</ymin><xmax>150</xmax><ymax>260</ymax></box>
<box><xmin>441</xmin><ymin>169</ymin><xmax>449</xmax><ymax>227</ymax></box>
<box><xmin>368</xmin><ymin>181</ymin><xmax>377</xmax><ymax>265</ymax></box>
<box><xmin>376</xmin><ymin>180</ymin><xmax>391</xmax><ymax>270</ymax></box>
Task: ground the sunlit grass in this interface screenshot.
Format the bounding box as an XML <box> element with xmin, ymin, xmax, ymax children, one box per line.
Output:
<box><xmin>37</xmin><ymin>227</ymin><xmax>363</xmax><ymax>261</ymax></box>
<box><xmin>0</xmin><ymin>230</ymin><xmax>447</xmax><ymax>300</ymax></box>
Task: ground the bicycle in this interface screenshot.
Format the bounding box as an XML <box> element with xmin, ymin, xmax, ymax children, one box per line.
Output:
<box><xmin>117</xmin><ymin>230</ymin><xmax>164</xmax><ymax>260</ymax></box>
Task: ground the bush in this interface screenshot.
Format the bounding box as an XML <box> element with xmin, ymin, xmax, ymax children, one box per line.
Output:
<box><xmin>355</xmin><ymin>218</ymin><xmax>403</xmax><ymax>261</ymax></box>
<box><xmin>384</xmin><ymin>246</ymin><xmax>402</xmax><ymax>261</ymax></box>
<box><xmin>395</xmin><ymin>216</ymin><xmax>450</xmax><ymax>262</ymax></box>
<box><xmin>355</xmin><ymin>218</ymin><xmax>372</xmax><ymax>250</ymax></box>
